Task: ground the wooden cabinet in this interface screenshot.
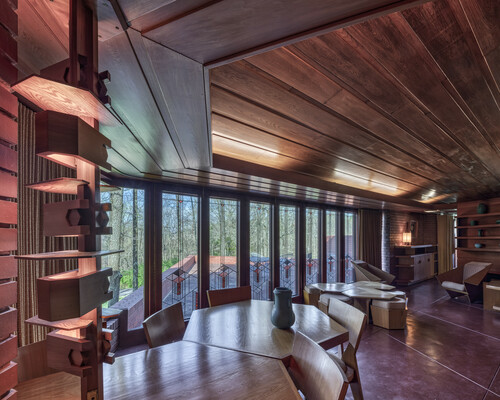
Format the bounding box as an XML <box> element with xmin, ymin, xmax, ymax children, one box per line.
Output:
<box><xmin>483</xmin><ymin>281</ymin><xmax>500</xmax><ymax>311</ymax></box>
<box><xmin>456</xmin><ymin>198</ymin><xmax>500</xmax><ymax>275</ymax></box>
<box><xmin>394</xmin><ymin>244</ymin><xmax>437</xmax><ymax>286</ymax></box>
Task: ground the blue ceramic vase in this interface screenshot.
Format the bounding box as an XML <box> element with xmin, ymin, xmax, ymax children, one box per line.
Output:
<box><xmin>271</xmin><ymin>287</ymin><xmax>295</xmax><ymax>329</ymax></box>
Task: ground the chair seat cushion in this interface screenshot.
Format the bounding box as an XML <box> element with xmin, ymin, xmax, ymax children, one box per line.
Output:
<box><xmin>372</xmin><ymin>298</ymin><xmax>406</xmax><ymax>309</ymax></box>
<box><xmin>326</xmin><ymin>352</ymin><xmax>354</xmax><ymax>382</ymax></box>
<box><xmin>442</xmin><ymin>281</ymin><xmax>466</xmax><ymax>292</ymax></box>
<box><xmin>319</xmin><ymin>293</ymin><xmax>352</xmax><ymax>305</ymax></box>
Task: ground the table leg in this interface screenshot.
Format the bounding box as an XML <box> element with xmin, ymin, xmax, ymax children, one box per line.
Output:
<box><xmin>352</xmin><ymin>298</ymin><xmax>371</xmax><ymax>325</ymax></box>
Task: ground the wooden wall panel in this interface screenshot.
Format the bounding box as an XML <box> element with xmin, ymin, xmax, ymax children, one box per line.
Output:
<box><xmin>0</xmin><ymin>112</ymin><xmax>18</xmax><ymax>145</ymax></box>
<box><xmin>0</xmin><ymin>362</ymin><xmax>17</xmax><ymax>396</ymax></box>
<box><xmin>0</xmin><ymin>144</ymin><xmax>17</xmax><ymax>173</ymax></box>
<box><xmin>0</xmin><ymin>86</ymin><xmax>18</xmax><ymax>117</ymax></box>
<box><xmin>0</xmin><ymin>281</ymin><xmax>17</xmax><ymax>308</ymax></box>
<box><xmin>0</xmin><ymin>3</ymin><xmax>18</xmax><ymax>398</ymax></box>
<box><xmin>0</xmin><ymin>54</ymin><xmax>17</xmax><ymax>88</ymax></box>
<box><xmin>0</xmin><ymin>336</ymin><xmax>17</xmax><ymax>370</ymax></box>
<box><xmin>0</xmin><ymin>308</ymin><xmax>17</xmax><ymax>342</ymax></box>
<box><xmin>0</xmin><ymin>1</ymin><xmax>18</xmax><ymax>35</ymax></box>
<box><xmin>0</xmin><ymin>26</ymin><xmax>17</xmax><ymax>63</ymax></box>
<box><xmin>0</xmin><ymin>229</ymin><xmax>17</xmax><ymax>252</ymax></box>
<box><xmin>0</xmin><ymin>256</ymin><xmax>17</xmax><ymax>280</ymax></box>
<box><xmin>0</xmin><ymin>201</ymin><xmax>17</xmax><ymax>225</ymax></box>
<box><xmin>0</xmin><ymin>172</ymin><xmax>17</xmax><ymax>199</ymax></box>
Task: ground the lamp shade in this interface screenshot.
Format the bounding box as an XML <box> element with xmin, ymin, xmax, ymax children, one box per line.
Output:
<box><xmin>402</xmin><ymin>232</ymin><xmax>412</xmax><ymax>245</ymax></box>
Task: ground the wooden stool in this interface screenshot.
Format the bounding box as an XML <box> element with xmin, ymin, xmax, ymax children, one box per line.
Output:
<box><xmin>370</xmin><ymin>298</ymin><xmax>407</xmax><ymax>329</ymax></box>
<box><xmin>303</xmin><ymin>285</ymin><xmax>321</xmax><ymax>308</ymax></box>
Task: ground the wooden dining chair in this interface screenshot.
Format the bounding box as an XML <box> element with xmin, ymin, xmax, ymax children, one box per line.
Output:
<box><xmin>142</xmin><ymin>302</ymin><xmax>185</xmax><ymax>348</ymax></box>
<box><xmin>288</xmin><ymin>331</ymin><xmax>349</xmax><ymax>400</ymax></box>
<box><xmin>327</xmin><ymin>297</ymin><xmax>367</xmax><ymax>400</ymax></box>
<box><xmin>206</xmin><ymin>285</ymin><xmax>252</xmax><ymax>307</ymax></box>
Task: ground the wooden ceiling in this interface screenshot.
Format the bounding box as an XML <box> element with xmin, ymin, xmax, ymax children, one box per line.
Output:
<box><xmin>15</xmin><ymin>0</ymin><xmax>500</xmax><ymax>210</ymax></box>
<box><xmin>209</xmin><ymin>0</ymin><xmax>500</xmax><ymax>205</ymax></box>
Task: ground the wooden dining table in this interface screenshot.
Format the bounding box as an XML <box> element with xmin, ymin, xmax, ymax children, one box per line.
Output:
<box><xmin>103</xmin><ymin>340</ymin><xmax>301</xmax><ymax>399</ymax></box>
<box><xmin>183</xmin><ymin>299</ymin><xmax>349</xmax><ymax>360</ymax></box>
<box><xmin>16</xmin><ymin>341</ymin><xmax>301</xmax><ymax>399</ymax></box>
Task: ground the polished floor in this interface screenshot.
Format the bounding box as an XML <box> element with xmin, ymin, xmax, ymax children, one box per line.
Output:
<box><xmin>347</xmin><ymin>279</ymin><xmax>500</xmax><ymax>400</ymax></box>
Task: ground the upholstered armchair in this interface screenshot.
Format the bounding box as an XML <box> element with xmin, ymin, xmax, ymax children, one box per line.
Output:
<box><xmin>437</xmin><ymin>262</ymin><xmax>492</xmax><ymax>303</ymax></box>
<box><xmin>351</xmin><ymin>260</ymin><xmax>396</xmax><ymax>284</ymax></box>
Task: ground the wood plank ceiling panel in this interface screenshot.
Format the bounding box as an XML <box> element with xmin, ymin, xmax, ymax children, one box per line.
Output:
<box><xmin>210</xmin><ymin>61</ymin><xmax>458</xmax><ymax>201</ymax></box>
<box><xmin>402</xmin><ymin>0</ymin><xmax>500</xmax><ymax>150</ymax></box>
<box><xmin>128</xmin><ymin>31</ymin><xmax>211</xmax><ymax>169</ymax></box>
<box><xmin>211</xmin><ymin>85</ymin><xmax>436</xmax><ymax>189</ymax></box>
<box><xmin>206</xmin><ymin>0</ymin><xmax>500</xmax><ymax>204</ymax></box>
<box><xmin>212</xmin><ymin>111</ymin><xmax>429</xmax><ymax>193</ymax></box>
<box><xmin>142</xmin><ymin>0</ymin><xmax>421</xmax><ymax>63</ymax></box>
<box><xmin>212</xmin><ymin>132</ymin><xmax>411</xmax><ymax>197</ymax></box>
<box><xmin>19</xmin><ymin>0</ymin><xmax>499</xmax><ymax>208</ymax></box>
<box><xmin>145</xmin><ymin>164</ymin><xmax>428</xmax><ymax>211</ymax></box>
<box><xmin>459</xmin><ymin>0</ymin><xmax>500</xmax><ymax>95</ymax></box>
<box><xmin>98</xmin><ymin>31</ymin><xmax>182</xmax><ymax>173</ymax></box>
<box><xmin>211</xmin><ymin>155</ymin><xmax>430</xmax><ymax>210</ymax></box>
<box><xmin>118</xmin><ymin>0</ymin><xmax>214</xmax><ymax>32</ymax></box>
<box><xmin>17</xmin><ymin>0</ymin><xmax>68</xmax><ymax>75</ymax></box>
<box><xmin>243</xmin><ymin>48</ymin><xmax>478</xmax><ymax>192</ymax></box>
<box><xmin>289</xmin><ymin>34</ymin><xmax>494</xmax><ymax>192</ymax></box>
<box><xmin>344</xmin><ymin>13</ymin><xmax>500</xmax><ymax>183</ymax></box>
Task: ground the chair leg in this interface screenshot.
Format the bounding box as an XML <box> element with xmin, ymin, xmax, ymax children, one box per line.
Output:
<box><xmin>349</xmin><ymin>367</ymin><xmax>364</xmax><ymax>400</ymax></box>
<box><xmin>343</xmin><ymin>347</ymin><xmax>364</xmax><ymax>400</ymax></box>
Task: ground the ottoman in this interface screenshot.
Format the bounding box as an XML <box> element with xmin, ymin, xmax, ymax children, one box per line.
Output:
<box><xmin>370</xmin><ymin>298</ymin><xmax>407</xmax><ymax>329</ymax></box>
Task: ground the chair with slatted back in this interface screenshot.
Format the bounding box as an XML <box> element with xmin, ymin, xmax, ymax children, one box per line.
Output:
<box><xmin>327</xmin><ymin>297</ymin><xmax>367</xmax><ymax>400</ymax></box>
<box><xmin>288</xmin><ymin>331</ymin><xmax>349</xmax><ymax>400</ymax></box>
<box><xmin>206</xmin><ymin>285</ymin><xmax>252</xmax><ymax>307</ymax></box>
<box><xmin>142</xmin><ymin>302</ymin><xmax>185</xmax><ymax>348</ymax></box>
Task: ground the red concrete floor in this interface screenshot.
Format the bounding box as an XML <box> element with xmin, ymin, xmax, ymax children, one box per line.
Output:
<box><xmin>346</xmin><ymin>279</ymin><xmax>500</xmax><ymax>400</ymax></box>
